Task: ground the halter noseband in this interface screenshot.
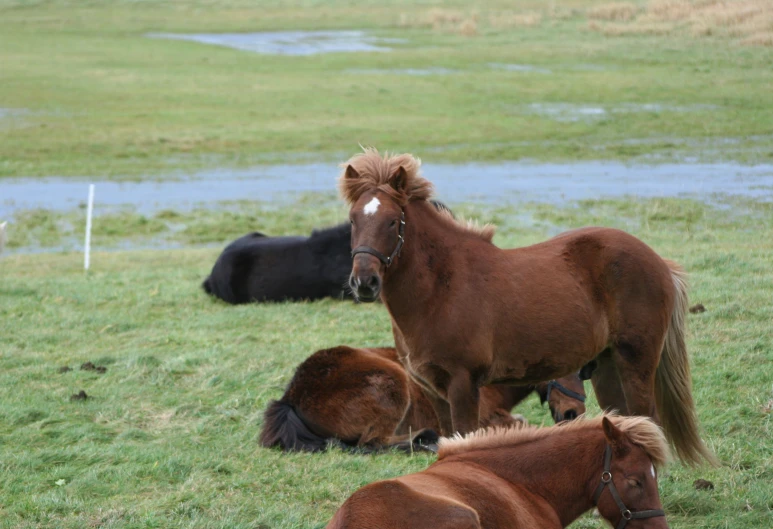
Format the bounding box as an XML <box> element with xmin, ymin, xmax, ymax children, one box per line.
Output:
<box><xmin>545</xmin><ymin>380</ymin><xmax>587</xmax><ymax>403</ymax></box>
<box><xmin>593</xmin><ymin>445</ymin><xmax>666</xmax><ymax>529</ymax></box>
<box><xmin>351</xmin><ymin>211</ymin><xmax>405</xmax><ymax>267</ymax></box>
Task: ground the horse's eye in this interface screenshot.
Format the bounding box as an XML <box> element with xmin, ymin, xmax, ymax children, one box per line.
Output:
<box><xmin>350</xmin><ymin>218</ymin><xmax>354</xmax><ymax>225</ymax></box>
<box><xmin>627</xmin><ymin>478</ymin><xmax>643</xmax><ymax>488</ymax></box>
<box><xmin>389</xmin><ymin>220</ymin><xmax>397</xmax><ymax>227</ymax></box>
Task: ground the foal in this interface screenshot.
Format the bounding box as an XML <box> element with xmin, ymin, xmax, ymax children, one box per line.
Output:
<box><xmin>340</xmin><ymin>148</ymin><xmax>714</xmax><ymax>465</ymax></box>
<box><xmin>327</xmin><ymin>416</ymin><xmax>670</xmax><ymax>529</ymax></box>
<box><xmin>260</xmin><ymin>345</ymin><xmax>587</xmax><ymax>452</ymax></box>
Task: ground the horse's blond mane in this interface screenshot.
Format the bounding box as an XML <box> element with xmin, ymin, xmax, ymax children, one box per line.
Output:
<box><xmin>438</xmin><ymin>414</ymin><xmax>670</xmax><ymax>467</ymax></box>
<box><xmin>338</xmin><ymin>147</ymin><xmax>495</xmax><ymax>242</ymax></box>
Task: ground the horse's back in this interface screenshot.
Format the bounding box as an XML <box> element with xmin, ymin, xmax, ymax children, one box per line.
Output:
<box><xmin>476</xmin><ymin>226</ymin><xmax>674</xmax><ymax>382</ymax></box>
<box><xmin>329</xmin><ymin>461</ymin><xmax>558</xmax><ymax>529</ymax></box>
<box><xmin>284</xmin><ymin>346</ymin><xmax>409</xmax><ymax>442</ymax></box>
<box><xmin>204</xmin><ymin>232</ymin><xmax>322</xmax><ymax>302</ymax></box>
<box><xmin>327</xmin><ymin>478</ymin><xmax>481</xmax><ymax>529</ymax></box>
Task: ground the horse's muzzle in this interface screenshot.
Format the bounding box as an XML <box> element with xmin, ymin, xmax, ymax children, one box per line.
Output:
<box><xmin>349</xmin><ymin>273</ymin><xmax>381</xmax><ymax>302</ymax></box>
<box><xmin>554</xmin><ymin>408</ymin><xmax>579</xmax><ymax>423</ymax></box>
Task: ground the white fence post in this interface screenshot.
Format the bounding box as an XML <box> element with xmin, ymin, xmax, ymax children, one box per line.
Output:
<box><xmin>84</xmin><ymin>184</ymin><xmax>95</xmax><ymax>271</ymax></box>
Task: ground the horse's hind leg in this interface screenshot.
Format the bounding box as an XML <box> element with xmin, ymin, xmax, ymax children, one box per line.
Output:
<box><xmin>591</xmin><ymin>349</ymin><xmax>629</xmax><ymax>415</ymax></box>
<box><xmin>613</xmin><ymin>336</ymin><xmax>662</xmax><ymax>421</ymax></box>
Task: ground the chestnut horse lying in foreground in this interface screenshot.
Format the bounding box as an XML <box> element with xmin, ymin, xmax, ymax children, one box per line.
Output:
<box><xmin>327</xmin><ymin>416</ymin><xmax>670</xmax><ymax>529</ymax></box>
<box><xmin>259</xmin><ymin>345</ymin><xmax>586</xmax><ymax>452</ymax></box>
<box><xmin>341</xmin><ymin>148</ymin><xmax>715</xmax><ymax>465</ymax></box>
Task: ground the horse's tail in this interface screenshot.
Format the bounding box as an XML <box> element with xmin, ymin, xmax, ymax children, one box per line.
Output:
<box><xmin>259</xmin><ymin>399</ymin><xmax>330</xmax><ymax>452</ymax></box>
<box><xmin>655</xmin><ymin>261</ymin><xmax>718</xmax><ymax>466</ymax></box>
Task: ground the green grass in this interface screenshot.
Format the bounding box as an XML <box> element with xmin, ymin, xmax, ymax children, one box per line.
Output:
<box><xmin>1</xmin><ymin>0</ymin><xmax>773</xmax><ymax>178</ymax></box>
<box><xmin>1</xmin><ymin>196</ymin><xmax>772</xmax><ymax>528</ymax></box>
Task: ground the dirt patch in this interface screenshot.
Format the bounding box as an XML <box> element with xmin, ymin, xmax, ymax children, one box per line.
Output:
<box><xmin>689</xmin><ymin>303</ymin><xmax>707</xmax><ymax>313</ymax></box>
<box><xmin>693</xmin><ymin>478</ymin><xmax>715</xmax><ymax>490</ymax></box>
<box><xmin>70</xmin><ymin>390</ymin><xmax>89</xmax><ymax>401</ymax></box>
<box><xmin>58</xmin><ymin>366</ymin><xmax>72</xmax><ymax>373</ymax></box>
<box><xmin>81</xmin><ymin>361</ymin><xmax>107</xmax><ymax>374</ymax></box>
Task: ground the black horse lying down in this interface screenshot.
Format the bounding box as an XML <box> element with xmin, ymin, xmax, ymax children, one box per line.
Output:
<box><xmin>202</xmin><ymin>201</ymin><xmax>452</xmax><ymax>304</ymax></box>
<box><xmin>202</xmin><ymin>224</ymin><xmax>351</xmax><ymax>303</ymax></box>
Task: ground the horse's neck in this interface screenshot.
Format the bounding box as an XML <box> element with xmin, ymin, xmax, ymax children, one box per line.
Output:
<box><xmin>381</xmin><ymin>202</ymin><xmax>463</xmax><ymax>314</ymax></box>
<box><xmin>465</xmin><ymin>433</ymin><xmax>605</xmax><ymax>526</ymax></box>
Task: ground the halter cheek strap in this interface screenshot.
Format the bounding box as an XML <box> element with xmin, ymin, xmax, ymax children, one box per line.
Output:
<box><xmin>351</xmin><ymin>211</ymin><xmax>405</xmax><ymax>267</ymax></box>
<box><xmin>593</xmin><ymin>445</ymin><xmax>666</xmax><ymax>529</ymax></box>
<box><xmin>545</xmin><ymin>380</ymin><xmax>587</xmax><ymax>403</ymax></box>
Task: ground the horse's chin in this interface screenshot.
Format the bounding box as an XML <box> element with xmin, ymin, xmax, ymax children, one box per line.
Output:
<box><xmin>356</xmin><ymin>293</ymin><xmax>379</xmax><ymax>303</ymax></box>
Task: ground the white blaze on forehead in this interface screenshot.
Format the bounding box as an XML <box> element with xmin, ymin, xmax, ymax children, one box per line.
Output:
<box><xmin>363</xmin><ymin>197</ymin><xmax>381</xmax><ymax>215</ymax></box>
<box><xmin>651</xmin><ymin>464</ymin><xmax>656</xmax><ymax>478</ymax></box>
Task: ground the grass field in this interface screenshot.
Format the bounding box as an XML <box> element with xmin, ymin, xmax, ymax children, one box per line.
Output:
<box><xmin>2</xmin><ymin>0</ymin><xmax>773</xmax><ymax>528</ymax></box>
<box><xmin>2</xmin><ymin>196</ymin><xmax>772</xmax><ymax>528</ymax></box>
<box><xmin>1</xmin><ymin>0</ymin><xmax>773</xmax><ymax>178</ymax></box>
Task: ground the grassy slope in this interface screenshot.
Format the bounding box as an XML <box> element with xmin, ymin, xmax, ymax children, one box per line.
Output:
<box><xmin>1</xmin><ymin>197</ymin><xmax>772</xmax><ymax>529</ymax></box>
<box><xmin>1</xmin><ymin>0</ymin><xmax>773</xmax><ymax>178</ymax></box>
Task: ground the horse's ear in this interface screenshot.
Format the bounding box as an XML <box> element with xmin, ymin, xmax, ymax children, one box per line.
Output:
<box><xmin>344</xmin><ymin>165</ymin><xmax>360</xmax><ymax>180</ymax></box>
<box><xmin>391</xmin><ymin>166</ymin><xmax>408</xmax><ymax>192</ymax></box>
<box><xmin>602</xmin><ymin>417</ymin><xmax>629</xmax><ymax>455</ymax></box>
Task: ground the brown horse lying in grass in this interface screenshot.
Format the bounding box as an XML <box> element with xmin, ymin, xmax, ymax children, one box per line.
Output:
<box><xmin>340</xmin><ymin>148</ymin><xmax>715</xmax><ymax>466</ymax></box>
<box><xmin>259</xmin><ymin>345</ymin><xmax>586</xmax><ymax>452</ymax></box>
<box><xmin>327</xmin><ymin>415</ymin><xmax>670</xmax><ymax>529</ymax></box>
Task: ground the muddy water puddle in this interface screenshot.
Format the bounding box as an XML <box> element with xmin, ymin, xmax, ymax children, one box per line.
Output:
<box><xmin>147</xmin><ymin>31</ymin><xmax>403</xmax><ymax>55</ymax></box>
<box><xmin>2</xmin><ymin>161</ymin><xmax>773</xmax><ymax>221</ymax></box>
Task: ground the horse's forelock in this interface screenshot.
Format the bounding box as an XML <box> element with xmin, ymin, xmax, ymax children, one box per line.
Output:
<box><xmin>338</xmin><ymin>147</ymin><xmax>431</xmax><ymax>206</ymax></box>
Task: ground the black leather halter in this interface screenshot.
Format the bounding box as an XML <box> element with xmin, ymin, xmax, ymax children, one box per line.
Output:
<box><xmin>351</xmin><ymin>211</ymin><xmax>405</xmax><ymax>267</ymax></box>
<box><xmin>545</xmin><ymin>380</ymin><xmax>587</xmax><ymax>403</ymax></box>
<box><xmin>593</xmin><ymin>445</ymin><xmax>666</xmax><ymax>529</ymax></box>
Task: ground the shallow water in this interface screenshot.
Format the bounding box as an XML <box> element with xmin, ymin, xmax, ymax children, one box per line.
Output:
<box><xmin>0</xmin><ymin>108</ymin><xmax>28</xmax><ymax>118</ymax></box>
<box><xmin>3</xmin><ymin>161</ymin><xmax>773</xmax><ymax>220</ymax></box>
<box><xmin>524</xmin><ymin>103</ymin><xmax>718</xmax><ymax>122</ymax></box>
<box><xmin>147</xmin><ymin>31</ymin><xmax>402</xmax><ymax>55</ymax></box>
<box><xmin>345</xmin><ymin>67</ymin><xmax>458</xmax><ymax>75</ymax></box>
<box><xmin>489</xmin><ymin>63</ymin><xmax>552</xmax><ymax>74</ymax></box>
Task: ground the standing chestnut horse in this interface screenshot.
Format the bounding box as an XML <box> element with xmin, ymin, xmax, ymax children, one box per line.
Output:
<box><xmin>327</xmin><ymin>415</ymin><xmax>670</xmax><ymax>529</ymax></box>
<box><xmin>259</xmin><ymin>345</ymin><xmax>586</xmax><ymax>452</ymax></box>
<box><xmin>340</xmin><ymin>148</ymin><xmax>714</xmax><ymax>465</ymax></box>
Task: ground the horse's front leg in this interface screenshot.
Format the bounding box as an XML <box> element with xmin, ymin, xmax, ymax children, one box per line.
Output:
<box><xmin>448</xmin><ymin>373</ymin><xmax>480</xmax><ymax>435</ymax></box>
<box><xmin>422</xmin><ymin>386</ymin><xmax>453</xmax><ymax>436</ymax></box>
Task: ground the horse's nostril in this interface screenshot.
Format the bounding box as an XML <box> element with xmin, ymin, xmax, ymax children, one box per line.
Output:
<box><xmin>366</xmin><ymin>275</ymin><xmax>380</xmax><ymax>290</ymax></box>
<box><xmin>564</xmin><ymin>409</ymin><xmax>578</xmax><ymax>420</ymax></box>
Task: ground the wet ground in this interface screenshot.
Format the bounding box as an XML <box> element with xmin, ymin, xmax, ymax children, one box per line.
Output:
<box><xmin>3</xmin><ymin>161</ymin><xmax>773</xmax><ymax>220</ymax></box>
<box><xmin>522</xmin><ymin>103</ymin><xmax>718</xmax><ymax>123</ymax></box>
<box><xmin>0</xmin><ymin>108</ymin><xmax>28</xmax><ymax>118</ymax></box>
<box><xmin>147</xmin><ymin>31</ymin><xmax>403</xmax><ymax>55</ymax></box>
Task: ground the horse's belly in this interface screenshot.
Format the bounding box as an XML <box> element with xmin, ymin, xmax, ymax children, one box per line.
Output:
<box><xmin>490</xmin><ymin>303</ymin><xmax>608</xmax><ymax>384</ymax></box>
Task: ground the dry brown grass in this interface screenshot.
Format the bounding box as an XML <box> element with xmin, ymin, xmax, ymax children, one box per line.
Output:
<box><xmin>587</xmin><ymin>0</ymin><xmax>773</xmax><ymax>46</ymax></box>
<box><xmin>489</xmin><ymin>11</ymin><xmax>543</xmax><ymax>29</ymax></box>
<box><xmin>399</xmin><ymin>7</ymin><xmax>545</xmax><ymax>35</ymax></box>
<box><xmin>588</xmin><ymin>2</ymin><xmax>641</xmax><ymax>21</ymax></box>
<box><xmin>398</xmin><ymin>8</ymin><xmax>480</xmax><ymax>36</ymax></box>
<box><xmin>459</xmin><ymin>17</ymin><xmax>478</xmax><ymax>36</ymax></box>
